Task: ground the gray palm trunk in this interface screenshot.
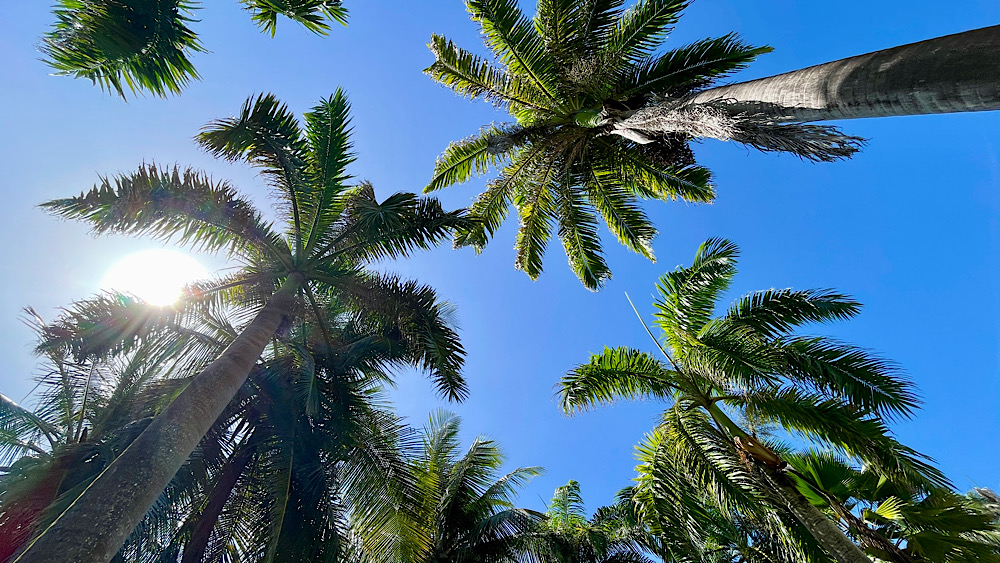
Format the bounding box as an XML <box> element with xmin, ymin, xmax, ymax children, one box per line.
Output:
<box><xmin>614</xmin><ymin>24</ymin><xmax>1000</xmax><ymax>140</ymax></box>
<box><xmin>13</xmin><ymin>278</ymin><xmax>302</xmax><ymax>563</ymax></box>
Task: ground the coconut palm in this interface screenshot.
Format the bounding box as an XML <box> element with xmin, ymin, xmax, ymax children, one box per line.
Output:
<box><xmin>529</xmin><ymin>480</ymin><xmax>653</xmax><ymax>563</ymax></box>
<box><xmin>42</xmin><ymin>0</ymin><xmax>348</xmax><ymax>98</ymax></box>
<box><xmin>425</xmin><ymin>0</ymin><xmax>1000</xmax><ymax>289</ymax></box>
<box><xmin>366</xmin><ymin>410</ymin><xmax>542</xmax><ymax>563</ymax></box>
<box><xmin>17</xmin><ymin>90</ymin><xmax>469</xmax><ymax>563</ymax></box>
<box><xmin>557</xmin><ymin>238</ymin><xmax>950</xmax><ymax>563</ymax></box>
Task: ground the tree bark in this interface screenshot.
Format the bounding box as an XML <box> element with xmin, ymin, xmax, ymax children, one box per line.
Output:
<box><xmin>682</xmin><ymin>25</ymin><xmax>1000</xmax><ymax>122</ymax></box>
<box><xmin>13</xmin><ymin>277</ymin><xmax>302</xmax><ymax>563</ymax></box>
<box><xmin>762</xmin><ymin>469</ymin><xmax>873</xmax><ymax>563</ymax></box>
<box><xmin>705</xmin><ymin>403</ymin><xmax>873</xmax><ymax>563</ymax></box>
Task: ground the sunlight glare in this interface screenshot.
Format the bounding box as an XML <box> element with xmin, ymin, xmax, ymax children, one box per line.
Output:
<box><xmin>102</xmin><ymin>249</ymin><xmax>210</xmax><ymax>305</ymax></box>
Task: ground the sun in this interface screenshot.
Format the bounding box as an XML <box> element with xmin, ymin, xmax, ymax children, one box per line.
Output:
<box><xmin>102</xmin><ymin>249</ymin><xmax>210</xmax><ymax>306</ymax></box>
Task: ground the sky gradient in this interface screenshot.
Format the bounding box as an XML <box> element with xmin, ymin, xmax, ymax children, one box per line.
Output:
<box><xmin>1</xmin><ymin>0</ymin><xmax>998</xmax><ymax>513</ymax></box>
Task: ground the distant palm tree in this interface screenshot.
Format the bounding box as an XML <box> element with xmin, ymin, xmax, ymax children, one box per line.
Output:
<box><xmin>42</xmin><ymin>0</ymin><xmax>348</xmax><ymax>98</ymax></box>
<box><xmin>557</xmin><ymin>238</ymin><xmax>949</xmax><ymax>563</ymax></box>
<box><xmin>425</xmin><ymin>0</ymin><xmax>1000</xmax><ymax>289</ymax></box>
<box><xmin>367</xmin><ymin>410</ymin><xmax>542</xmax><ymax>563</ymax></box>
<box><xmin>18</xmin><ymin>91</ymin><xmax>469</xmax><ymax>563</ymax></box>
<box><xmin>530</xmin><ymin>480</ymin><xmax>652</xmax><ymax>563</ymax></box>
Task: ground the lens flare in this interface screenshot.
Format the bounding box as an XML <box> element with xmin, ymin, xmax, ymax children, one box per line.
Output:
<box><xmin>102</xmin><ymin>249</ymin><xmax>209</xmax><ymax>305</ymax></box>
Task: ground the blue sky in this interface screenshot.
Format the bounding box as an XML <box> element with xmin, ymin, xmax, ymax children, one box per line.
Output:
<box><xmin>1</xmin><ymin>0</ymin><xmax>998</xmax><ymax>513</ymax></box>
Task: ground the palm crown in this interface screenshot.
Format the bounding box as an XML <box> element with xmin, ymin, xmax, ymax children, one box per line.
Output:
<box><xmin>45</xmin><ymin>90</ymin><xmax>469</xmax><ymax>399</ymax></box>
<box><xmin>558</xmin><ymin>238</ymin><xmax>949</xmax><ymax>561</ymax></box>
<box><xmin>425</xmin><ymin>0</ymin><xmax>861</xmax><ymax>289</ymax></box>
<box><xmin>42</xmin><ymin>0</ymin><xmax>348</xmax><ymax>99</ymax></box>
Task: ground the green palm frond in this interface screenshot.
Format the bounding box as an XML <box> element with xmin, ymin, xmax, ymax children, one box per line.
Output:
<box><xmin>329</xmin><ymin>185</ymin><xmax>471</xmax><ymax>263</ymax></box>
<box><xmin>40</xmin><ymin>164</ymin><xmax>283</xmax><ymax>262</ymax></box>
<box><xmin>560</xmin><ymin>347</ymin><xmax>676</xmax><ymax>412</ymax></box>
<box><xmin>653</xmin><ymin>237</ymin><xmax>738</xmax><ymax>345</ymax></box>
<box><xmin>302</xmin><ymin>89</ymin><xmax>356</xmax><ymax>254</ymax></box>
<box><xmin>594</xmin><ymin>139</ymin><xmax>715</xmax><ymax>203</ymax></box>
<box><xmin>621</xmin><ymin>34</ymin><xmax>771</xmax><ymax>97</ymax></box>
<box><xmin>42</xmin><ymin>0</ymin><xmax>204</xmax><ymax>99</ymax></box>
<box><xmin>723</xmin><ymin>289</ymin><xmax>861</xmax><ymax>340</ymax></box>
<box><xmin>513</xmin><ymin>168</ymin><xmax>558</xmax><ymax>280</ymax></box>
<box><xmin>241</xmin><ymin>0</ymin><xmax>348</xmax><ymax>36</ymax></box>
<box><xmin>602</xmin><ymin>0</ymin><xmax>688</xmax><ymax>67</ymax></box>
<box><xmin>776</xmin><ymin>336</ymin><xmax>919</xmax><ymax>421</ymax></box>
<box><xmin>426</xmin><ymin>35</ymin><xmax>549</xmax><ymax>112</ymax></box>
<box><xmin>197</xmin><ymin>93</ymin><xmax>311</xmax><ymax>239</ymax></box>
<box><xmin>467</xmin><ymin>0</ymin><xmax>560</xmax><ymax>103</ymax></box>
<box><xmin>585</xmin><ymin>165</ymin><xmax>656</xmax><ymax>260</ymax></box>
<box><xmin>426</xmin><ymin>126</ymin><xmax>522</xmax><ymax>193</ymax></box>
<box><xmin>554</xmin><ymin>182</ymin><xmax>612</xmax><ymax>289</ymax></box>
<box><xmin>736</xmin><ymin>387</ymin><xmax>948</xmax><ymax>490</ymax></box>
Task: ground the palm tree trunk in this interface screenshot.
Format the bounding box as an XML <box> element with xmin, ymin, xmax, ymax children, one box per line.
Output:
<box><xmin>762</xmin><ymin>469</ymin><xmax>873</xmax><ymax>563</ymax></box>
<box><xmin>682</xmin><ymin>25</ymin><xmax>1000</xmax><ymax>122</ymax></box>
<box><xmin>705</xmin><ymin>404</ymin><xmax>872</xmax><ymax>563</ymax></box>
<box><xmin>13</xmin><ymin>276</ymin><xmax>302</xmax><ymax>563</ymax></box>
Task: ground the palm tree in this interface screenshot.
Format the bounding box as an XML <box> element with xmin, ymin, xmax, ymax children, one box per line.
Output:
<box><xmin>783</xmin><ymin>452</ymin><xmax>1000</xmax><ymax>562</ymax></box>
<box><xmin>42</xmin><ymin>0</ymin><xmax>348</xmax><ymax>98</ymax></box>
<box><xmin>425</xmin><ymin>0</ymin><xmax>1000</xmax><ymax>289</ymax></box>
<box><xmin>152</xmin><ymin>293</ymin><xmax>465</xmax><ymax>563</ymax></box>
<box><xmin>365</xmin><ymin>410</ymin><xmax>542</xmax><ymax>563</ymax></box>
<box><xmin>557</xmin><ymin>238</ymin><xmax>949</xmax><ymax>563</ymax></box>
<box><xmin>530</xmin><ymin>480</ymin><xmax>652</xmax><ymax>563</ymax></box>
<box><xmin>0</xmin><ymin>299</ymin><xmax>209</xmax><ymax>561</ymax></box>
<box><xmin>16</xmin><ymin>91</ymin><xmax>469</xmax><ymax>563</ymax></box>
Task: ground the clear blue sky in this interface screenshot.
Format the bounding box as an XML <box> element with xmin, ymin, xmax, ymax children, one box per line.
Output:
<box><xmin>1</xmin><ymin>1</ymin><xmax>998</xmax><ymax>513</ymax></box>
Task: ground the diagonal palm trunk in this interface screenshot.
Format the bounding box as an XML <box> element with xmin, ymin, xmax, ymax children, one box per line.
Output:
<box><xmin>762</xmin><ymin>469</ymin><xmax>873</xmax><ymax>563</ymax></box>
<box><xmin>707</xmin><ymin>404</ymin><xmax>873</xmax><ymax>563</ymax></box>
<box><xmin>682</xmin><ymin>25</ymin><xmax>1000</xmax><ymax>122</ymax></box>
<box><xmin>13</xmin><ymin>277</ymin><xmax>302</xmax><ymax>563</ymax></box>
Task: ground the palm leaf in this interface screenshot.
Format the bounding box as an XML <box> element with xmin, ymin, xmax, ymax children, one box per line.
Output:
<box><xmin>41</xmin><ymin>0</ymin><xmax>204</xmax><ymax>99</ymax></box>
<box><xmin>560</xmin><ymin>347</ymin><xmax>676</xmax><ymax>412</ymax></box>
<box><xmin>41</xmin><ymin>164</ymin><xmax>284</xmax><ymax>262</ymax></box>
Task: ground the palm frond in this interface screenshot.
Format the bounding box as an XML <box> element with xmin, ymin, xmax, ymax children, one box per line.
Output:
<box><xmin>554</xmin><ymin>182</ymin><xmax>611</xmax><ymax>290</ymax></box>
<box><xmin>776</xmin><ymin>336</ymin><xmax>920</xmax><ymax>421</ymax></box>
<box><xmin>603</xmin><ymin>0</ymin><xmax>688</xmax><ymax>67</ymax></box>
<box><xmin>621</xmin><ymin>34</ymin><xmax>771</xmax><ymax>97</ymax></box>
<box><xmin>560</xmin><ymin>347</ymin><xmax>675</xmax><ymax>413</ymax></box>
<box><xmin>240</xmin><ymin>0</ymin><xmax>348</xmax><ymax>36</ymax></box>
<box><xmin>653</xmin><ymin>237</ymin><xmax>738</xmax><ymax>347</ymax></box>
<box><xmin>426</xmin><ymin>35</ymin><xmax>550</xmax><ymax>112</ymax></box>
<box><xmin>302</xmin><ymin>89</ymin><xmax>356</xmax><ymax>254</ymax></box>
<box><xmin>595</xmin><ymin>139</ymin><xmax>715</xmax><ymax>203</ymax></box>
<box><xmin>40</xmin><ymin>164</ymin><xmax>283</xmax><ymax>262</ymax></box>
<box><xmin>197</xmin><ymin>93</ymin><xmax>311</xmax><ymax>240</ymax></box>
<box><xmin>426</xmin><ymin>125</ymin><xmax>522</xmax><ymax>193</ymax></box>
<box><xmin>585</xmin><ymin>164</ymin><xmax>656</xmax><ymax>260</ymax></box>
<box><xmin>41</xmin><ymin>0</ymin><xmax>204</xmax><ymax>99</ymax></box>
<box><xmin>467</xmin><ymin>0</ymin><xmax>560</xmax><ymax>102</ymax></box>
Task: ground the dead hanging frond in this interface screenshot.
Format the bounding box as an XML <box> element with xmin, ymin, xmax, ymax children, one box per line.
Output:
<box><xmin>612</xmin><ymin>98</ymin><xmax>865</xmax><ymax>162</ymax></box>
<box><xmin>728</xmin><ymin>120</ymin><xmax>865</xmax><ymax>162</ymax></box>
